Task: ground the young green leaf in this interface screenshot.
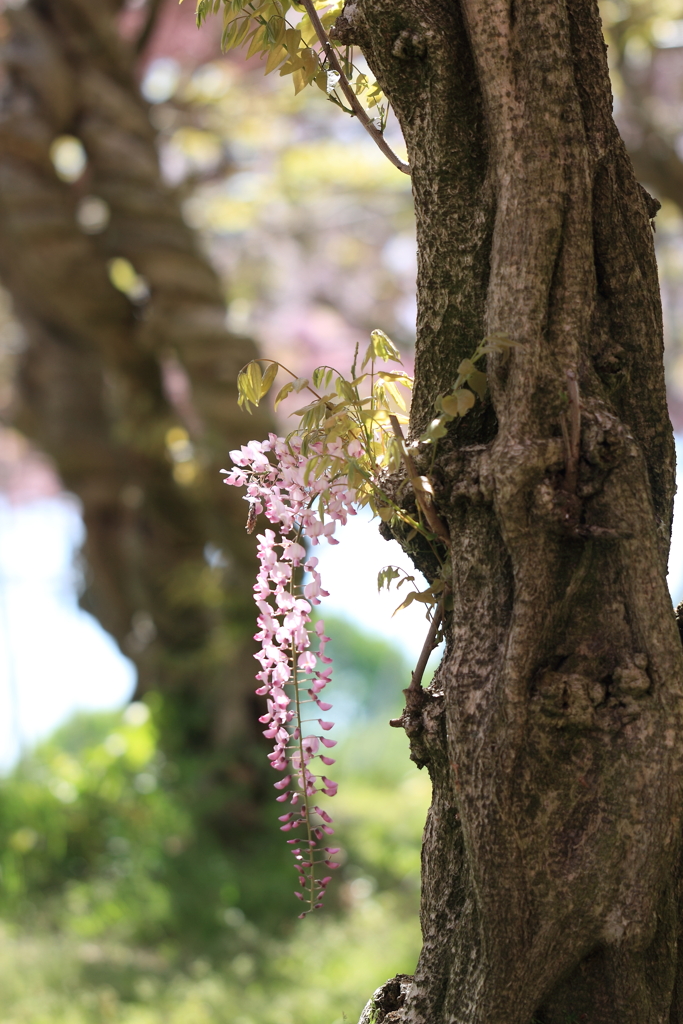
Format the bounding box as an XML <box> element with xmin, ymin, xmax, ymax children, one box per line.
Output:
<box><xmin>336</xmin><ymin>378</ymin><xmax>357</xmax><ymax>404</ymax></box>
<box><xmin>246</xmin><ymin>361</ymin><xmax>263</xmax><ymax>404</ymax></box>
<box><xmin>392</xmin><ymin>590</ymin><xmax>417</xmax><ymax>615</ymax></box>
<box><xmin>468</xmin><ymin>369</ymin><xmax>488</xmax><ymax>400</ymax></box>
<box><xmin>377</xmin><ymin>566</ymin><xmax>401</xmax><ymax>591</ymax></box>
<box><xmin>283</xmin><ymin>26</ymin><xmax>301</xmax><ymax>54</ymax></box>
<box><xmin>457</xmin><ymin>358</ymin><xmax>477</xmax><ymax>377</ymax></box>
<box><xmin>274</xmin><ymin>381</ymin><xmax>294</xmax><ymax>410</ymax></box>
<box><xmin>384</xmin><ymin>380</ymin><xmax>406</xmax><ymax>410</ymax></box>
<box><xmin>238</xmin><ymin>365</ymin><xmax>259</xmax><ymax>406</ymax></box>
<box><xmin>419</xmin><ymin>416</ymin><xmax>450</xmax><ymax>444</ymax></box>
<box><xmin>360</xmin><ymin>340</ymin><xmax>375</xmax><ymax>371</ymax></box>
<box><xmin>370</xmin><ymin>328</ymin><xmax>401</xmax><ymax>364</ymax></box>
<box><xmin>265</xmin><ymin>43</ymin><xmax>288</xmax><ymax>73</ymax></box>
<box><xmin>246</xmin><ymin>23</ymin><xmax>267</xmax><ymax>58</ymax></box>
<box><xmin>260</xmin><ymin>361</ymin><xmax>279</xmax><ymax>397</ymax></box>
<box><xmin>395</xmin><ymin>574</ymin><xmax>416</xmax><ymax>590</ymax></box>
<box><xmin>441</xmin><ymin>389</ymin><xmax>475</xmax><ymax>417</ymax></box>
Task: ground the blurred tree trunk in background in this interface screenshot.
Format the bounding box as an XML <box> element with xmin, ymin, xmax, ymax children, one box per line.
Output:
<box><xmin>0</xmin><ymin>0</ymin><xmax>272</xmax><ymax>837</ymax></box>
<box><xmin>607</xmin><ymin>12</ymin><xmax>683</xmax><ymax>214</ymax></box>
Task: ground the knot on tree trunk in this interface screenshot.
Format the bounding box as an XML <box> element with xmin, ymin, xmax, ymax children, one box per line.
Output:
<box><xmin>390</xmin><ymin>688</ymin><xmax>446</xmax><ymax>770</ymax></box>
<box><xmin>358</xmin><ymin>973</ymin><xmax>413</xmax><ymax>1024</ymax></box>
<box><xmin>329</xmin><ymin>3</ymin><xmax>362</xmax><ymax>46</ymax></box>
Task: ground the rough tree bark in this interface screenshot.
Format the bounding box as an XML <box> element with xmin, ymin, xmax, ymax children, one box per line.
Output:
<box><xmin>334</xmin><ymin>0</ymin><xmax>683</xmax><ymax>1020</ymax></box>
<box><xmin>0</xmin><ymin>0</ymin><xmax>273</xmax><ymax>831</ymax></box>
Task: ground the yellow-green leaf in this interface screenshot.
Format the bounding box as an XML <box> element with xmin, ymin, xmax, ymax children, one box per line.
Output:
<box><xmin>260</xmin><ymin>361</ymin><xmax>279</xmax><ymax>397</ymax></box>
<box><xmin>361</xmin><ymin>410</ymin><xmax>391</xmax><ymax>426</ymax></box>
<box><xmin>246</xmin><ymin>24</ymin><xmax>267</xmax><ymax>58</ymax></box>
<box><xmin>370</xmin><ymin>328</ymin><xmax>401</xmax><ymax>364</ymax></box>
<box><xmin>468</xmin><ymin>370</ymin><xmax>488</xmax><ymax>400</ymax></box>
<box><xmin>457</xmin><ymin>358</ymin><xmax>476</xmax><ymax>377</ymax></box>
<box><xmin>283</xmin><ymin>27</ymin><xmax>301</xmax><ymax>54</ymax></box>
<box><xmin>280</xmin><ymin>57</ymin><xmax>300</xmax><ymax>76</ymax></box>
<box><xmin>297</xmin><ymin>13</ymin><xmax>317</xmax><ymax>45</ymax></box>
<box><xmin>442</xmin><ymin>389</ymin><xmax>475</xmax><ymax>417</ymax></box>
<box><xmin>265</xmin><ymin>43</ymin><xmax>288</xmax><ymax>74</ymax></box>
<box><xmin>221</xmin><ymin>17</ymin><xmax>241</xmax><ymax>50</ymax></box>
<box><xmin>377</xmin><ymin>565</ymin><xmax>401</xmax><ymax>591</ymax></box>
<box><xmin>360</xmin><ymin>340</ymin><xmax>375</xmax><ymax>370</ymax></box>
<box><xmin>246</xmin><ymin>361</ymin><xmax>263</xmax><ymax>404</ymax></box>
<box><xmin>378</xmin><ymin>507</ymin><xmax>393</xmax><ymax>522</ymax></box>
<box><xmin>377</xmin><ymin>371</ymin><xmax>410</xmax><ymax>382</ymax></box>
<box><xmin>300</xmin><ymin>46</ymin><xmax>318</xmax><ymax>77</ymax></box>
<box><xmin>393</xmin><ymin>590</ymin><xmax>417</xmax><ymax>615</ymax></box>
<box><xmin>233</xmin><ymin>14</ymin><xmax>253</xmax><ymax>45</ymax></box>
<box><xmin>354</xmin><ymin>72</ymin><xmax>368</xmax><ymax>95</ymax></box>
<box><xmin>384</xmin><ymin>380</ymin><xmax>406</xmax><ymax>410</ymax></box>
<box><xmin>419</xmin><ymin>416</ymin><xmax>449</xmax><ymax>444</ymax></box>
<box><xmin>267</xmin><ymin>14</ymin><xmax>286</xmax><ymax>47</ymax></box>
<box><xmin>293</xmin><ymin>398</ymin><xmax>325</xmax><ymax>415</ymax></box>
<box><xmin>484</xmin><ymin>331</ymin><xmax>516</xmax><ymax>349</ymax></box>
<box><xmin>274</xmin><ymin>382</ymin><xmax>294</xmax><ymax>410</ymax></box>
<box><xmin>320</xmin><ymin>4</ymin><xmax>342</xmax><ymax>30</ymax></box>
<box><xmin>238</xmin><ymin>367</ymin><xmax>258</xmax><ymax>406</ymax></box>
<box><xmin>336</xmin><ymin>378</ymin><xmax>356</xmax><ymax>403</ymax></box>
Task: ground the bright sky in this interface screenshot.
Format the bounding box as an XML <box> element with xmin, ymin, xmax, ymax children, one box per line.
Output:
<box><xmin>1</xmin><ymin>436</ymin><xmax>683</xmax><ymax>770</ymax></box>
<box><xmin>0</xmin><ymin>496</ymin><xmax>135</xmax><ymax>769</ymax></box>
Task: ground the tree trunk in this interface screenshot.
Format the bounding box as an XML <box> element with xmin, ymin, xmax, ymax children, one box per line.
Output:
<box><xmin>0</xmin><ymin>0</ymin><xmax>273</xmax><ymax>832</ymax></box>
<box><xmin>336</xmin><ymin>1</ymin><xmax>683</xmax><ymax>1019</ymax></box>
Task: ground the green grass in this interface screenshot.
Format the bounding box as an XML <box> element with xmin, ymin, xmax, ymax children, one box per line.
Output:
<box><xmin>0</xmin><ymin>657</ymin><xmax>431</xmax><ymax>1023</ymax></box>
<box><xmin>0</xmin><ymin>892</ymin><xmax>421</xmax><ymax>1024</ymax></box>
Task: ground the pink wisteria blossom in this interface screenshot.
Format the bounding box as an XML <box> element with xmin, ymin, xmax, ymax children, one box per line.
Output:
<box><xmin>222</xmin><ymin>433</ymin><xmax>356</xmax><ymax>915</ymax></box>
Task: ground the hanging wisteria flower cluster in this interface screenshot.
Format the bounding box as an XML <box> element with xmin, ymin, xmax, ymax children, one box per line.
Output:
<box><xmin>222</xmin><ymin>330</ymin><xmax>501</xmax><ymax>914</ymax></box>
<box><xmin>223</xmin><ymin>433</ymin><xmax>358</xmax><ymax>914</ymax></box>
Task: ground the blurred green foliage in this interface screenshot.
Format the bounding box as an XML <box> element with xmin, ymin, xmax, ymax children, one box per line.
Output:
<box><xmin>0</xmin><ymin>702</ymin><xmax>248</xmax><ymax>947</ymax></box>
<box><xmin>146</xmin><ymin>51</ymin><xmax>416</xmax><ymax>390</ymax></box>
<box><xmin>0</xmin><ymin>616</ymin><xmax>430</xmax><ymax>1022</ymax></box>
<box><xmin>0</xmin><ymin>892</ymin><xmax>421</xmax><ymax>1024</ymax></box>
<box><xmin>323</xmin><ymin>613</ymin><xmax>411</xmax><ymax>722</ymax></box>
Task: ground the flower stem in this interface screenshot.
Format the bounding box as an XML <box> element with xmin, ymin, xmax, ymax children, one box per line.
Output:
<box><xmin>291</xmin><ymin>641</ymin><xmax>316</xmax><ymax>913</ymax></box>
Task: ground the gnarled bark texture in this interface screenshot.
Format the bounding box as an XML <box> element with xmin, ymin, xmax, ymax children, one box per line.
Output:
<box><xmin>336</xmin><ymin>0</ymin><xmax>683</xmax><ymax>1020</ymax></box>
<box><xmin>0</xmin><ymin>0</ymin><xmax>272</xmax><ymax>832</ymax></box>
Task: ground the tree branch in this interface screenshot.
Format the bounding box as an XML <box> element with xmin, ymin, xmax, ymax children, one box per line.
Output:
<box><xmin>300</xmin><ymin>0</ymin><xmax>410</xmax><ymax>176</ymax></box>
<box><xmin>409</xmin><ymin>601</ymin><xmax>443</xmax><ymax>691</ymax></box>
